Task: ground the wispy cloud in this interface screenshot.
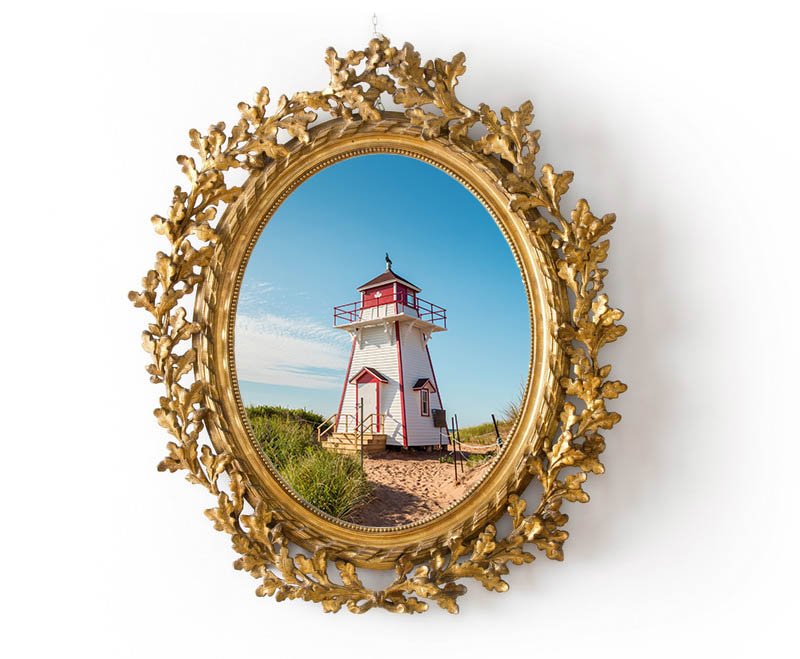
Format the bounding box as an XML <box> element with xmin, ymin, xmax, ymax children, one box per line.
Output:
<box><xmin>238</xmin><ymin>280</ymin><xmax>279</xmax><ymax>315</ymax></box>
<box><xmin>234</xmin><ymin>313</ymin><xmax>351</xmax><ymax>390</ymax></box>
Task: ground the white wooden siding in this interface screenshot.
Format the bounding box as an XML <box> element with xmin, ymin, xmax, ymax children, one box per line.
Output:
<box><xmin>336</xmin><ymin>324</ymin><xmax>404</xmax><ymax>445</ymax></box>
<box><xmin>334</xmin><ymin>319</ymin><xmax>445</xmax><ymax>447</ymax></box>
<box><xmin>358</xmin><ymin>302</ymin><xmax>420</xmax><ymax>323</ymax></box>
<box><xmin>358</xmin><ymin>303</ymin><xmax>397</xmax><ymax>323</ymax></box>
<box><xmin>398</xmin><ymin>322</ymin><xmax>445</xmax><ymax>446</ymax></box>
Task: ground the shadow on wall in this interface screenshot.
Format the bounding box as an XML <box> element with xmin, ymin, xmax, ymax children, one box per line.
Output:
<box><xmin>512</xmin><ymin>108</ymin><xmax>684</xmax><ymax>576</ymax></box>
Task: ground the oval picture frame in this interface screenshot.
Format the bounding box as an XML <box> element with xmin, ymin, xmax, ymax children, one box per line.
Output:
<box><xmin>130</xmin><ymin>37</ymin><xmax>626</xmax><ymax>614</ymax></box>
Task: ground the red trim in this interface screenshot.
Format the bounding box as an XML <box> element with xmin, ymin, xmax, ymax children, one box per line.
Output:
<box><xmin>395</xmin><ymin>320</ymin><xmax>408</xmax><ymax>447</ymax></box>
<box><xmin>336</xmin><ymin>336</ymin><xmax>357</xmax><ymax>428</ymax></box>
<box><xmin>425</xmin><ymin>343</ymin><xmax>443</xmax><ymax>409</ymax></box>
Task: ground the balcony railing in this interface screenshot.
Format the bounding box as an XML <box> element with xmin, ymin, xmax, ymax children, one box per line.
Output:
<box><xmin>333</xmin><ymin>292</ymin><xmax>447</xmax><ymax>329</ymax></box>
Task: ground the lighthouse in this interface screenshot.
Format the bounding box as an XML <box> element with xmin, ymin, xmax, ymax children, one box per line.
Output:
<box><xmin>320</xmin><ymin>256</ymin><xmax>447</xmax><ymax>453</ymax></box>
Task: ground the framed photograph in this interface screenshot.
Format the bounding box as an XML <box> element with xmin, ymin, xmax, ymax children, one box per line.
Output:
<box><xmin>130</xmin><ymin>36</ymin><xmax>626</xmax><ymax>614</ymax></box>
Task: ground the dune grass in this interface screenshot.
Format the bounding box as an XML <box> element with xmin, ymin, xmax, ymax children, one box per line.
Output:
<box><xmin>248</xmin><ymin>413</ymin><xmax>316</xmax><ymax>472</ymax></box>
<box><xmin>457</xmin><ymin>421</ymin><xmax>499</xmax><ymax>443</ymax></box>
<box><xmin>455</xmin><ymin>385</ymin><xmax>524</xmax><ymax>445</ymax></box>
<box><xmin>282</xmin><ymin>450</ymin><xmax>372</xmax><ymax>519</ymax></box>
<box><xmin>245</xmin><ymin>405</ymin><xmax>372</xmax><ymax>519</ymax></box>
<box><xmin>246</xmin><ymin>404</ymin><xmax>325</xmax><ymax>427</ymax></box>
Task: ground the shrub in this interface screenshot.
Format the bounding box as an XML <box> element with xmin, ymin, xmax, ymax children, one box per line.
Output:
<box><xmin>282</xmin><ymin>450</ymin><xmax>373</xmax><ymax>519</ymax></box>
<box><xmin>245</xmin><ymin>405</ymin><xmax>372</xmax><ymax>519</ymax></box>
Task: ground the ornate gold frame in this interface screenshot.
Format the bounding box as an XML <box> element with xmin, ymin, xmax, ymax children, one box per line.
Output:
<box><xmin>130</xmin><ymin>37</ymin><xmax>626</xmax><ymax>614</ymax></box>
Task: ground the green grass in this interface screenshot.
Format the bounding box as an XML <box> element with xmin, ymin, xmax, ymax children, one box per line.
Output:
<box><xmin>456</xmin><ymin>421</ymin><xmax>498</xmax><ymax>443</ymax></box>
<box><xmin>248</xmin><ymin>413</ymin><xmax>316</xmax><ymax>472</ymax></box>
<box><xmin>245</xmin><ymin>405</ymin><xmax>372</xmax><ymax>519</ymax></box>
<box><xmin>455</xmin><ymin>420</ymin><xmax>509</xmax><ymax>446</ymax></box>
<box><xmin>282</xmin><ymin>450</ymin><xmax>372</xmax><ymax>519</ymax></box>
<box><xmin>454</xmin><ymin>387</ymin><xmax>524</xmax><ymax>445</ymax></box>
<box><xmin>245</xmin><ymin>404</ymin><xmax>325</xmax><ymax>427</ymax></box>
<box><xmin>465</xmin><ymin>453</ymin><xmax>489</xmax><ymax>468</ymax></box>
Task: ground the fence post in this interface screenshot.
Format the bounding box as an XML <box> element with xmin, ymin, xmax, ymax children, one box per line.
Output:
<box><xmin>359</xmin><ymin>398</ymin><xmax>364</xmax><ymax>468</ymax></box>
<box><xmin>491</xmin><ymin>413</ymin><xmax>502</xmax><ymax>447</ymax></box>
<box><xmin>451</xmin><ymin>415</ymin><xmax>458</xmax><ymax>483</ymax></box>
<box><xmin>454</xmin><ymin>414</ymin><xmax>464</xmax><ymax>474</ymax></box>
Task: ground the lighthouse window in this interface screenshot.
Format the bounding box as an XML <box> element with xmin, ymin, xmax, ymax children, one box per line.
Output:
<box><xmin>420</xmin><ymin>389</ymin><xmax>430</xmax><ymax>416</ymax></box>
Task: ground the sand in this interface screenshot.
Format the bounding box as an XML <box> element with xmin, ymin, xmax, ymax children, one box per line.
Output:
<box><xmin>346</xmin><ymin>447</ymin><xmax>497</xmax><ymax>527</ymax></box>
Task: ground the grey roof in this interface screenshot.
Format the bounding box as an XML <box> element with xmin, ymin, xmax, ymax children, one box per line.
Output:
<box><xmin>412</xmin><ymin>378</ymin><xmax>436</xmax><ymax>391</ymax></box>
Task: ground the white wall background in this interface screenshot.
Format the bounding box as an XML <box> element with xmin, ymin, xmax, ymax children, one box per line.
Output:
<box><xmin>4</xmin><ymin>1</ymin><xmax>798</xmax><ymax>657</ymax></box>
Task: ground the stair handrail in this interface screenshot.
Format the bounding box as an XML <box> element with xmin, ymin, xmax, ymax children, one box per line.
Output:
<box><xmin>320</xmin><ymin>413</ymin><xmax>388</xmax><ymax>442</ymax></box>
<box><xmin>354</xmin><ymin>413</ymin><xmax>373</xmax><ymax>436</ymax></box>
<box><xmin>317</xmin><ymin>413</ymin><xmax>361</xmax><ymax>441</ymax></box>
<box><xmin>340</xmin><ymin>413</ymin><xmax>357</xmax><ymax>433</ymax></box>
<box><xmin>316</xmin><ymin>414</ymin><xmax>337</xmax><ymax>442</ymax></box>
<box><xmin>354</xmin><ymin>413</ymin><xmax>389</xmax><ymax>435</ymax></box>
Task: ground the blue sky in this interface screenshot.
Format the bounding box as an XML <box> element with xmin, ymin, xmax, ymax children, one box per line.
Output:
<box><xmin>235</xmin><ymin>154</ymin><xmax>529</xmax><ymax>427</ymax></box>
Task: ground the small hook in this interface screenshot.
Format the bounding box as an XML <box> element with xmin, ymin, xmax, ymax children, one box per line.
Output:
<box><xmin>372</xmin><ymin>13</ymin><xmax>382</xmax><ymax>39</ymax></box>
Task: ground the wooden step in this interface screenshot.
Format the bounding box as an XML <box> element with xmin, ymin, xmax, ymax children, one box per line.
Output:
<box><xmin>321</xmin><ymin>433</ymin><xmax>387</xmax><ymax>456</ymax></box>
<box><xmin>325</xmin><ymin>433</ymin><xmax>386</xmax><ymax>443</ymax></box>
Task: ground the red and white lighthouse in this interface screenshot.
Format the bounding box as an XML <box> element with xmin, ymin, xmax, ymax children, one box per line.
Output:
<box><xmin>330</xmin><ymin>256</ymin><xmax>447</xmax><ymax>448</ymax></box>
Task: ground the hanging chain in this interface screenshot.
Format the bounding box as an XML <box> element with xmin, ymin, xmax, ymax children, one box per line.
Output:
<box><xmin>371</xmin><ymin>13</ymin><xmax>386</xmax><ymax>112</ymax></box>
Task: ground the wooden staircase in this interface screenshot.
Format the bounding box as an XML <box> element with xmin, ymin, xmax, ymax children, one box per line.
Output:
<box><xmin>317</xmin><ymin>413</ymin><xmax>387</xmax><ymax>457</ymax></box>
<box><xmin>320</xmin><ymin>432</ymin><xmax>387</xmax><ymax>456</ymax></box>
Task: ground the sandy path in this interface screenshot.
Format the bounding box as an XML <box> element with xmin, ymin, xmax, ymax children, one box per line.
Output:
<box><xmin>346</xmin><ymin>449</ymin><xmax>496</xmax><ymax>527</ymax></box>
